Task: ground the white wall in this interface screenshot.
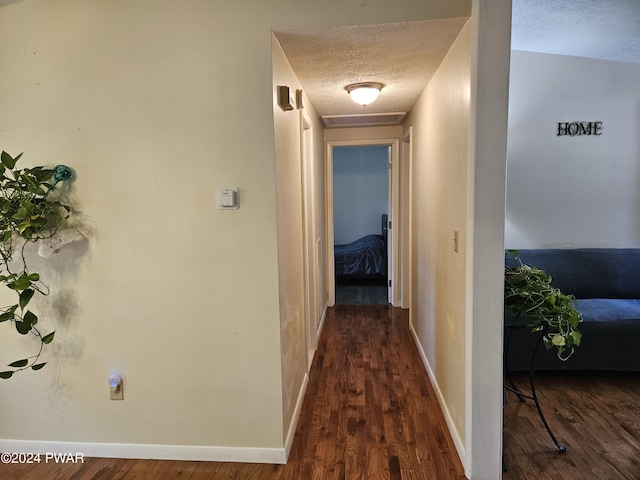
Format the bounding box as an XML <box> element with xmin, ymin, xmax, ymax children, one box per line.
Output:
<box><xmin>333</xmin><ymin>145</ymin><xmax>389</xmax><ymax>245</ymax></box>
<box><xmin>506</xmin><ymin>51</ymin><xmax>640</xmax><ymax>248</ymax></box>
<box><xmin>0</xmin><ymin>0</ymin><xmax>471</xmax><ymax>464</ymax></box>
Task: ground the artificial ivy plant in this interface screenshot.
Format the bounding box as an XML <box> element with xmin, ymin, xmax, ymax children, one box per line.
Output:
<box><xmin>504</xmin><ymin>250</ymin><xmax>583</xmax><ymax>360</ymax></box>
<box><xmin>0</xmin><ymin>151</ymin><xmax>73</xmax><ymax>379</ymax></box>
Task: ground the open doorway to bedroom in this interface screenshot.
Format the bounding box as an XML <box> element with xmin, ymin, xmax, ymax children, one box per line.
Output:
<box><xmin>332</xmin><ymin>144</ymin><xmax>391</xmax><ymax>305</ymax></box>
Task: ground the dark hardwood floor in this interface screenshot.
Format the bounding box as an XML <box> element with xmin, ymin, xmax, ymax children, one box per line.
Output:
<box><xmin>503</xmin><ymin>371</ymin><xmax>640</xmax><ymax>480</ymax></box>
<box><xmin>335</xmin><ymin>278</ymin><xmax>389</xmax><ymax>305</ymax></box>
<box><xmin>4</xmin><ymin>307</ymin><xmax>638</xmax><ymax>479</ymax></box>
<box><xmin>1</xmin><ymin>305</ymin><xmax>466</xmax><ymax>480</ymax></box>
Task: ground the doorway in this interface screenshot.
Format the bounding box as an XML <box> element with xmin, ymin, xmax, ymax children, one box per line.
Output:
<box><xmin>326</xmin><ymin>139</ymin><xmax>400</xmax><ymax>307</ymax></box>
<box><xmin>333</xmin><ymin>144</ymin><xmax>390</xmax><ymax>305</ymax></box>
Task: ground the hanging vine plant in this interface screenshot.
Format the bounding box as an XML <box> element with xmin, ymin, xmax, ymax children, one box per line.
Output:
<box><xmin>0</xmin><ymin>151</ymin><xmax>74</xmax><ymax>379</ymax></box>
<box><xmin>504</xmin><ymin>250</ymin><xmax>583</xmax><ymax>360</ymax></box>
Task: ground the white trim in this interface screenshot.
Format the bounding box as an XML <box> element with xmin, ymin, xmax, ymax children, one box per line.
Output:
<box><xmin>0</xmin><ymin>439</ymin><xmax>287</xmax><ymax>464</ymax></box>
<box><xmin>409</xmin><ymin>323</ymin><xmax>466</xmax><ymax>470</ymax></box>
<box><xmin>400</xmin><ymin>128</ymin><xmax>413</xmax><ymax>310</ymax></box>
<box><xmin>325</xmin><ymin>142</ymin><xmax>336</xmax><ymax>306</ymax></box>
<box><xmin>284</xmin><ymin>372</ymin><xmax>309</xmax><ymax>460</ymax></box>
<box><xmin>316</xmin><ymin>301</ymin><xmax>328</xmax><ymax>340</ymax></box>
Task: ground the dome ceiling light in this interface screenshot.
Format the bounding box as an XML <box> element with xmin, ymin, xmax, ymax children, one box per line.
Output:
<box><xmin>345</xmin><ymin>82</ymin><xmax>384</xmax><ymax>106</ymax></box>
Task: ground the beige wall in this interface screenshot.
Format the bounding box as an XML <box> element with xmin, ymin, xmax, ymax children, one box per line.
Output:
<box><xmin>0</xmin><ymin>0</ymin><xmax>472</xmax><ymax>463</ymax></box>
<box><xmin>272</xmin><ymin>35</ymin><xmax>326</xmax><ymax>447</ymax></box>
<box><xmin>405</xmin><ymin>19</ymin><xmax>472</xmax><ymax>452</ymax></box>
<box><xmin>0</xmin><ymin>0</ymin><xmax>285</xmax><ymax>457</ymax></box>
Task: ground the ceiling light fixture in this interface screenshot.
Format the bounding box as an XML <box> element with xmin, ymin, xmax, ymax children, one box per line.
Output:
<box><xmin>345</xmin><ymin>82</ymin><xmax>384</xmax><ymax>106</ymax></box>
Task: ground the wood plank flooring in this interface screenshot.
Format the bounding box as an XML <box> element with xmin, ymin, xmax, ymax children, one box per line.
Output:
<box><xmin>0</xmin><ymin>305</ymin><xmax>465</xmax><ymax>480</ymax></box>
<box><xmin>335</xmin><ymin>279</ymin><xmax>388</xmax><ymax>305</ymax></box>
<box><xmin>503</xmin><ymin>371</ymin><xmax>640</xmax><ymax>480</ymax></box>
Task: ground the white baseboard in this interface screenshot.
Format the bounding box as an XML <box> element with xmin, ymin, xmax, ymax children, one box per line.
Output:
<box><xmin>1</xmin><ymin>374</ymin><xmax>314</xmax><ymax>465</ymax></box>
<box><xmin>317</xmin><ymin>301</ymin><xmax>328</xmax><ymax>339</ymax></box>
<box><xmin>409</xmin><ymin>323</ymin><xmax>466</xmax><ymax>465</ymax></box>
<box><xmin>284</xmin><ymin>372</ymin><xmax>309</xmax><ymax>460</ymax></box>
<box><xmin>0</xmin><ymin>438</ymin><xmax>287</xmax><ymax>464</ymax></box>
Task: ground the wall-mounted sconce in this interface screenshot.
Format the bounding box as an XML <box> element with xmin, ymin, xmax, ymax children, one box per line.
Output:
<box><xmin>345</xmin><ymin>82</ymin><xmax>384</xmax><ymax>106</ymax></box>
<box><xmin>108</xmin><ymin>372</ymin><xmax>124</xmax><ymax>400</ymax></box>
<box><xmin>278</xmin><ymin>85</ymin><xmax>295</xmax><ymax>111</ymax></box>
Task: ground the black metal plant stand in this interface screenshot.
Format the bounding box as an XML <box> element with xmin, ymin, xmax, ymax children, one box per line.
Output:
<box><xmin>504</xmin><ymin>325</ymin><xmax>567</xmax><ymax>453</ymax></box>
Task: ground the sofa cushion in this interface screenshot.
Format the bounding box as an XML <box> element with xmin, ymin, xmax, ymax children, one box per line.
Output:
<box><xmin>577</xmin><ymin>298</ymin><xmax>640</xmax><ymax>323</ymax></box>
<box><xmin>510</xmin><ymin>249</ymin><xmax>640</xmax><ymax>299</ymax></box>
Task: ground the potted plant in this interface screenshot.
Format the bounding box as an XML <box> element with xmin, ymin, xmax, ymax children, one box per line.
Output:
<box><xmin>504</xmin><ymin>250</ymin><xmax>583</xmax><ymax>360</ymax></box>
<box><xmin>0</xmin><ymin>151</ymin><xmax>74</xmax><ymax>379</ymax></box>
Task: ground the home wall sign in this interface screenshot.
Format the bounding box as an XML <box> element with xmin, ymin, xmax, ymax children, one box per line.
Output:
<box><xmin>556</xmin><ymin>121</ymin><xmax>603</xmax><ymax>137</ymax></box>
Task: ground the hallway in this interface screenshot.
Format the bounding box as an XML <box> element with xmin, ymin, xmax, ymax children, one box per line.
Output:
<box><xmin>285</xmin><ymin>305</ymin><xmax>465</xmax><ymax>479</ymax></box>
<box><xmin>2</xmin><ymin>306</ymin><xmax>466</xmax><ymax>480</ymax></box>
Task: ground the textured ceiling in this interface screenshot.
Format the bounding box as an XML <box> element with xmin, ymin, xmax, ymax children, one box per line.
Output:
<box><xmin>276</xmin><ymin>1</ymin><xmax>640</xmax><ymax>126</ymax></box>
<box><xmin>512</xmin><ymin>0</ymin><xmax>640</xmax><ymax>64</ymax></box>
<box><xmin>274</xmin><ymin>18</ymin><xmax>469</xmax><ymax>120</ymax></box>
<box><xmin>3</xmin><ymin>1</ymin><xmax>637</xmax><ymax>124</ymax></box>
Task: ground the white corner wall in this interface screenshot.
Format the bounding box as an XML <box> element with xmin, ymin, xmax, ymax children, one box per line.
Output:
<box><xmin>506</xmin><ymin>51</ymin><xmax>640</xmax><ymax>248</ymax></box>
<box><xmin>405</xmin><ymin>0</ymin><xmax>511</xmax><ymax>478</ymax></box>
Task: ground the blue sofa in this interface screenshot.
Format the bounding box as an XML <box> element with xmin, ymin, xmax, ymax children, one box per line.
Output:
<box><xmin>504</xmin><ymin>248</ymin><xmax>640</xmax><ymax>372</ymax></box>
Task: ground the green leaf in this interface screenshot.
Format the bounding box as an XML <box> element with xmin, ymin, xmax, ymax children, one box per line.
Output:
<box><xmin>0</xmin><ymin>309</ymin><xmax>16</xmax><ymax>322</ymax></box>
<box><xmin>8</xmin><ymin>274</ymin><xmax>32</xmax><ymax>291</ymax></box>
<box><xmin>0</xmin><ymin>371</ymin><xmax>14</xmax><ymax>379</ymax></box>
<box><xmin>15</xmin><ymin>320</ymin><xmax>32</xmax><ymax>334</ymax></box>
<box><xmin>8</xmin><ymin>359</ymin><xmax>29</xmax><ymax>368</ymax></box>
<box><xmin>19</xmin><ymin>288</ymin><xmax>35</xmax><ymax>309</ymax></box>
<box><xmin>568</xmin><ymin>311</ymin><xmax>581</xmax><ymax>328</ymax></box>
<box><xmin>570</xmin><ymin>330</ymin><xmax>582</xmax><ymax>346</ymax></box>
<box><xmin>42</xmin><ymin>331</ymin><xmax>55</xmax><ymax>344</ymax></box>
<box><xmin>31</xmin><ymin>363</ymin><xmax>46</xmax><ymax>371</ymax></box>
<box><xmin>12</xmin><ymin>207</ymin><xmax>31</xmax><ymax>220</ymax></box>
<box><xmin>23</xmin><ymin>310</ymin><xmax>38</xmax><ymax>326</ymax></box>
<box><xmin>1</xmin><ymin>151</ymin><xmax>20</xmax><ymax>169</ymax></box>
<box><xmin>33</xmin><ymin>169</ymin><xmax>53</xmax><ymax>182</ymax></box>
<box><xmin>18</xmin><ymin>221</ymin><xmax>33</xmax><ymax>236</ymax></box>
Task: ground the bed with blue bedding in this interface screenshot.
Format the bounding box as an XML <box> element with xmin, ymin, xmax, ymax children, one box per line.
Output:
<box><xmin>334</xmin><ymin>215</ymin><xmax>387</xmax><ymax>280</ymax></box>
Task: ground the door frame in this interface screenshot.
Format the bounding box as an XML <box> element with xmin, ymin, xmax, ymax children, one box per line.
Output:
<box><xmin>400</xmin><ymin>128</ymin><xmax>412</xmax><ymax>310</ymax></box>
<box><xmin>326</xmin><ymin>138</ymin><xmax>401</xmax><ymax>306</ymax></box>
